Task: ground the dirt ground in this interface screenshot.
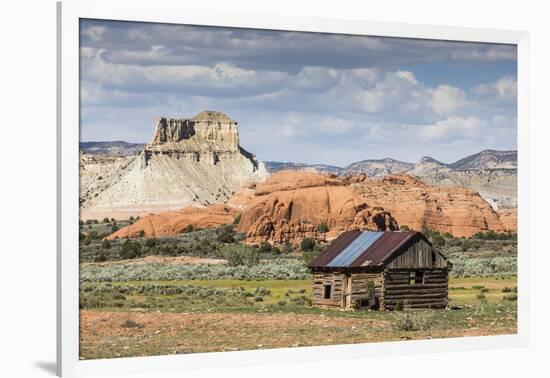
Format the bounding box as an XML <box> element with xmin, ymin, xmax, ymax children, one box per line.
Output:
<box><xmin>79</xmin><ymin>310</ymin><xmax>515</xmax><ymax>360</ymax></box>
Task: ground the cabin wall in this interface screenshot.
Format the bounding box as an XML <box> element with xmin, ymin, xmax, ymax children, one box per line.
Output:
<box><xmin>350</xmin><ymin>272</ymin><xmax>384</xmax><ymax>305</ymax></box>
<box><xmin>386</xmin><ymin>239</ymin><xmax>447</xmax><ymax>269</ymax></box>
<box><xmin>381</xmin><ymin>268</ymin><xmax>449</xmax><ymax>310</ymax></box>
<box><xmin>311</xmin><ymin>271</ymin><xmax>345</xmax><ymax>307</ymax></box>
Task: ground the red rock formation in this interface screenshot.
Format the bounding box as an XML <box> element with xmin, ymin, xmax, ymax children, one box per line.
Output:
<box><xmin>237</xmin><ymin>171</ymin><xmax>398</xmax><ymax>245</ymax></box>
<box><xmin>348</xmin><ymin>173</ymin><xmax>514</xmax><ymax>237</ymax></box>
<box><xmin>497</xmin><ymin>209</ymin><xmax>517</xmax><ymax>232</ymax></box>
<box><xmin>107</xmin><ymin>204</ymin><xmax>239</xmax><ymax>239</ymax></box>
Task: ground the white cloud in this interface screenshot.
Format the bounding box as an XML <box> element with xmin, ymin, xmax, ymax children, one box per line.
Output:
<box><xmin>472</xmin><ymin>76</ymin><xmax>517</xmax><ymax>100</ymax></box>
<box><xmin>82</xmin><ymin>26</ymin><xmax>107</xmax><ymax>42</ymax></box>
<box><xmin>430</xmin><ymin>85</ymin><xmax>466</xmax><ymax>115</ymax></box>
<box><xmin>292</xmin><ymin>67</ymin><xmax>342</xmax><ymax>92</ymax></box>
<box><xmin>395</xmin><ymin>70</ymin><xmax>418</xmax><ymax>84</ymax></box>
<box><xmin>419</xmin><ymin>116</ymin><xmax>484</xmax><ymax>141</ymax></box>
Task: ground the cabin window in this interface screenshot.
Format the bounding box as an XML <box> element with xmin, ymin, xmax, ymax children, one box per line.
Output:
<box><xmin>409</xmin><ymin>271</ymin><xmax>424</xmax><ymax>285</ymax></box>
<box><xmin>431</xmin><ymin>251</ymin><xmax>437</xmax><ymax>266</ymax></box>
<box><xmin>323</xmin><ymin>284</ymin><xmax>332</xmax><ymax>299</ymax></box>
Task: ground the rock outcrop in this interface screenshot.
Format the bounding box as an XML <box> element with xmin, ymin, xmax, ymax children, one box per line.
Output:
<box><xmin>237</xmin><ymin>171</ymin><xmax>398</xmax><ymax>245</ymax></box>
<box><xmin>79</xmin><ymin>111</ymin><xmax>268</xmax><ymax>220</ymax></box>
<box><xmin>107</xmin><ymin>204</ymin><xmax>240</xmax><ymax>239</ymax></box>
<box><xmin>348</xmin><ymin>173</ymin><xmax>514</xmax><ymax>237</ymax></box>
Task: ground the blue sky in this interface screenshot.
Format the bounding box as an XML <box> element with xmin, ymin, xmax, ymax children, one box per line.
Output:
<box><xmin>80</xmin><ymin>19</ymin><xmax>517</xmax><ymax>166</ymax></box>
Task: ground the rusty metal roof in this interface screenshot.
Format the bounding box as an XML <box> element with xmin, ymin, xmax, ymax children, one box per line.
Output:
<box><xmin>309</xmin><ymin>231</ymin><xmax>420</xmax><ymax>268</ymax></box>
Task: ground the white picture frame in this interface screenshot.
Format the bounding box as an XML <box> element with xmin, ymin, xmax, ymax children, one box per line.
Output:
<box><xmin>57</xmin><ymin>0</ymin><xmax>530</xmax><ymax>376</ymax></box>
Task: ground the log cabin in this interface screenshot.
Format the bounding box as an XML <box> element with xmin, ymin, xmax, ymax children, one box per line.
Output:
<box><xmin>308</xmin><ymin>231</ymin><xmax>451</xmax><ymax>310</ymax></box>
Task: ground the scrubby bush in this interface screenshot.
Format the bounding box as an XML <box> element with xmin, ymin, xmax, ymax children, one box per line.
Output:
<box><xmin>259</xmin><ymin>242</ymin><xmax>273</xmax><ymax>253</ymax></box>
<box><xmin>145</xmin><ymin>238</ymin><xmax>157</xmax><ymax>248</ymax></box>
<box><xmin>317</xmin><ymin>223</ymin><xmax>329</xmax><ymax>233</ymax></box>
<box><xmin>431</xmin><ymin>233</ymin><xmax>446</xmax><ymax>248</ymax></box>
<box><xmin>302</xmin><ymin>250</ymin><xmax>322</xmax><ymax>265</ymax></box>
<box><xmin>94</xmin><ymin>253</ymin><xmax>107</xmax><ymax>263</ymax></box>
<box><xmin>101</xmin><ymin>239</ymin><xmax>111</xmax><ymax>250</ymax></box>
<box><xmin>392</xmin><ymin>311</ymin><xmax>431</xmax><ymax>331</ymax></box>
<box><xmin>111</xmin><ymin>225</ymin><xmax>119</xmax><ymax>233</ymax></box>
<box><xmin>184</xmin><ymin>224</ymin><xmax>194</xmax><ymax>233</ymax></box>
<box><xmin>300</xmin><ymin>238</ymin><xmax>316</xmax><ymax>251</ymax></box>
<box><xmin>224</xmin><ymin>245</ymin><xmax>260</xmax><ymax>267</ymax></box>
<box><xmin>233</xmin><ymin>214</ymin><xmax>241</xmax><ymax>225</ymax></box>
<box><xmin>503</xmin><ymin>293</ymin><xmax>518</xmax><ymax>301</ymax></box>
<box><xmin>283</xmin><ymin>241</ymin><xmax>293</xmax><ymax>254</ymax></box>
<box><xmin>449</xmin><ymin>255</ymin><xmax>516</xmax><ymax>277</ymax></box>
<box><xmin>119</xmin><ymin>240</ymin><xmax>141</xmax><ymax>259</ymax></box>
<box><xmin>80</xmin><ymin>260</ymin><xmax>309</xmax><ymax>282</ymax></box>
<box><xmin>502</xmin><ymin>287</ymin><xmax>512</xmax><ymax>293</ymax></box>
<box><xmin>400</xmin><ymin>225</ymin><xmax>410</xmax><ymax>231</ymax></box>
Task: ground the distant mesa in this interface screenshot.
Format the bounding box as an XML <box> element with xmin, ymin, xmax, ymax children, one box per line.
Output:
<box><xmin>79</xmin><ymin>111</ymin><xmax>267</xmax><ymax>220</ymax></box>
<box><xmin>265</xmin><ymin>149</ymin><xmax>517</xmax><ymax>210</ymax></box>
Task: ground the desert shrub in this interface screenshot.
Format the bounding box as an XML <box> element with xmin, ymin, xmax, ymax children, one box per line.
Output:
<box><xmin>83</xmin><ymin>238</ymin><xmax>91</xmax><ymax>246</ymax></box>
<box><xmin>431</xmin><ymin>233</ymin><xmax>446</xmax><ymax>248</ymax></box>
<box><xmin>392</xmin><ymin>311</ymin><xmax>431</xmax><ymax>331</ymax></box>
<box><xmin>472</xmin><ymin>285</ymin><xmax>485</xmax><ymax>290</ymax></box>
<box><xmin>94</xmin><ymin>253</ymin><xmax>107</xmax><ymax>263</ymax></box>
<box><xmin>121</xmin><ymin>319</ymin><xmax>142</xmax><ymax>328</ymax></box>
<box><xmin>223</xmin><ymin>245</ymin><xmax>260</xmax><ymax>267</ymax></box>
<box><xmin>501</xmin><ymin>287</ymin><xmax>512</xmax><ymax>293</ymax></box>
<box><xmin>443</xmin><ymin>232</ymin><xmax>454</xmax><ymax>239</ymax></box>
<box><xmin>101</xmin><ymin>239</ymin><xmax>111</xmax><ymax>249</ymax></box>
<box><xmin>394</xmin><ymin>301</ymin><xmax>404</xmax><ymax>311</ymax></box>
<box><xmin>503</xmin><ymin>293</ymin><xmax>518</xmax><ymax>301</ymax></box>
<box><xmin>283</xmin><ymin>241</ymin><xmax>293</xmax><ymax>254</ymax></box>
<box><xmin>111</xmin><ymin>225</ymin><xmax>119</xmax><ymax>233</ymax></box>
<box><xmin>476</xmin><ymin>292</ymin><xmax>486</xmax><ymax>300</ymax></box>
<box><xmin>448</xmin><ymin>256</ymin><xmax>516</xmax><ymax>277</ymax></box>
<box><xmin>317</xmin><ymin>223</ymin><xmax>329</xmax><ymax>233</ymax></box>
<box><xmin>480</xmin><ymin>288</ymin><xmax>489</xmax><ymax>293</ymax></box>
<box><xmin>254</xmin><ymin>287</ymin><xmax>271</xmax><ymax>297</ymax></box>
<box><xmin>184</xmin><ymin>224</ymin><xmax>194</xmax><ymax>233</ymax></box>
<box><xmin>80</xmin><ymin>260</ymin><xmax>309</xmax><ymax>282</ymax></box>
<box><xmin>88</xmin><ymin>230</ymin><xmax>99</xmax><ymax>240</ymax></box>
<box><xmin>119</xmin><ymin>240</ymin><xmax>141</xmax><ymax>259</ymax></box>
<box><xmin>103</xmin><ymin>218</ymin><xmax>110</xmax><ymax>223</ymax></box>
<box><xmin>145</xmin><ymin>238</ymin><xmax>158</xmax><ymax>248</ymax></box>
<box><xmin>290</xmin><ymin>296</ymin><xmax>307</xmax><ymax>305</ymax></box>
<box><xmin>400</xmin><ymin>225</ymin><xmax>410</xmax><ymax>231</ymax></box>
<box><xmin>258</xmin><ymin>242</ymin><xmax>272</xmax><ymax>253</ymax></box>
<box><xmin>217</xmin><ymin>232</ymin><xmax>235</xmax><ymax>243</ymax></box>
<box><xmin>302</xmin><ymin>250</ymin><xmax>322</xmax><ymax>265</ymax></box>
<box><xmin>233</xmin><ymin>214</ymin><xmax>241</xmax><ymax>225</ymax></box>
<box><xmin>277</xmin><ymin>300</ymin><xmax>287</xmax><ymax>306</ymax></box>
<box><xmin>254</xmin><ymin>296</ymin><xmax>264</xmax><ymax>302</ymax></box>
<box><xmin>300</xmin><ymin>238</ymin><xmax>316</xmax><ymax>251</ymax></box>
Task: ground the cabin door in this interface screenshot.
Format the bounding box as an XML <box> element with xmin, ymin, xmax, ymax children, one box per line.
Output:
<box><xmin>342</xmin><ymin>273</ymin><xmax>352</xmax><ymax>308</ymax></box>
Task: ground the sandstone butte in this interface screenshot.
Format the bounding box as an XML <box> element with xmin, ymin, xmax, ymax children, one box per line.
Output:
<box><xmin>348</xmin><ymin>173</ymin><xmax>516</xmax><ymax>237</ymax></box>
<box><xmin>79</xmin><ymin>111</ymin><xmax>267</xmax><ymax>220</ymax></box>
<box><xmin>108</xmin><ymin>170</ymin><xmax>517</xmax><ymax>243</ymax></box>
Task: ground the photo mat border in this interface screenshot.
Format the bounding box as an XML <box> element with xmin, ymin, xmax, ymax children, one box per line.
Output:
<box><xmin>57</xmin><ymin>0</ymin><xmax>530</xmax><ymax>376</ymax></box>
